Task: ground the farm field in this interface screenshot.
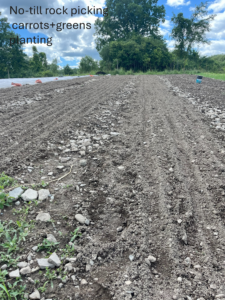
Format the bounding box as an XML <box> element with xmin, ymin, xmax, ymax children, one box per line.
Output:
<box><xmin>1</xmin><ymin>75</ymin><xmax>225</xmax><ymax>300</ymax></box>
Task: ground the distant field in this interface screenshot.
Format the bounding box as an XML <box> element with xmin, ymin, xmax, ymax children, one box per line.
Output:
<box><xmin>199</xmin><ymin>73</ymin><xmax>225</xmax><ymax>81</ymax></box>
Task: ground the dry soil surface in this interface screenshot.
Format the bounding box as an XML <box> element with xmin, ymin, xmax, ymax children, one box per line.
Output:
<box><xmin>1</xmin><ymin>75</ymin><xmax>225</xmax><ymax>300</ymax></box>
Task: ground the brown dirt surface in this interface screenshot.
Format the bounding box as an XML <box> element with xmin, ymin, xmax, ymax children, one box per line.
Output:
<box><xmin>1</xmin><ymin>75</ymin><xmax>225</xmax><ymax>300</ymax></box>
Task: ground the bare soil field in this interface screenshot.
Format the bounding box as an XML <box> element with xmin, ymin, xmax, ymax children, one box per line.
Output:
<box><xmin>1</xmin><ymin>74</ymin><xmax>225</xmax><ymax>300</ymax></box>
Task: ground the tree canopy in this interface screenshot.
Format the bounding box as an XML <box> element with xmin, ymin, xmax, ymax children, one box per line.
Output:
<box><xmin>64</xmin><ymin>64</ymin><xmax>73</xmax><ymax>75</ymax></box>
<box><xmin>0</xmin><ymin>12</ymin><xmax>27</xmax><ymax>78</ymax></box>
<box><xmin>171</xmin><ymin>2</ymin><xmax>216</xmax><ymax>58</ymax></box>
<box><xmin>94</xmin><ymin>0</ymin><xmax>165</xmax><ymax>51</ymax></box>
<box><xmin>99</xmin><ymin>36</ymin><xmax>170</xmax><ymax>71</ymax></box>
<box><xmin>79</xmin><ymin>56</ymin><xmax>98</xmax><ymax>72</ymax></box>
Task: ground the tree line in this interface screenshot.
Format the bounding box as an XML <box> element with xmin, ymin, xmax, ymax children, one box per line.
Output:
<box><xmin>0</xmin><ymin>1</ymin><xmax>222</xmax><ymax>79</ymax></box>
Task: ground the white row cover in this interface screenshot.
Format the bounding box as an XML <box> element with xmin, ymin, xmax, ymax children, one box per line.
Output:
<box><xmin>0</xmin><ymin>75</ymin><xmax>92</xmax><ymax>89</ymax></box>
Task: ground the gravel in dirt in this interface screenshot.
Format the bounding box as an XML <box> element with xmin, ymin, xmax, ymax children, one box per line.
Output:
<box><xmin>1</xmin><ymin>75</ymin><xmax>225</xmax><ymax>299</ymax></box>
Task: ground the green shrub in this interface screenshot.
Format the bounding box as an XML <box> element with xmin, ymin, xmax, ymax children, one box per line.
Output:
<box><xmin>42</xmin><ymin>70</ymin><xmax>54</xmax><ymax>77</ymax></box>
<box><xmin>126</xmin><ymin>69</ymin><xmax>134</xmax><ymax>75</ymax></box>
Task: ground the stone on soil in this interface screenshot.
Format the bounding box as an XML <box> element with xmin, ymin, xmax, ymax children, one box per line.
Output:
<box><xmin>64</xmin><ymin>263</ymin><xmax>73</xmax><ymax>271</ymax></box>
<box><xmin>37</xmin><ymin>258</ymin><xmax>55</xmax><ymax>269</ymax></box>
<box><xmin>81</xmin><ymin>279</ymin><xmax>87</xmax><ymax>285</ymax></box>
<box><xmin>9</xmin><ymin>269</ymin><xmax>20</xmax><ymax>278</ymax></box>
<box><xmin>20</xmin><ymin>266</ymin><xmax>32</xmax><ymax>275</ymax></box>
<box><xmin>60</xmin><ymin>157</ymin><xmax>71</xmax><ymax>162</ymax></box>
<box><xmin>1</xmin><ymin>264</ymin><xmax>7</xmax><ymax>270</ymax></box>
<box><xmin>148</xmin><ymin>255</ymin><xmax>156</xmax><ymax>262</ymax></box>
<box><xmin>48</xmin><ymin>252</ymin><xmax>61</xmax><ymax>267</ymax></box>
<box><xmin>36</xmin><ymin>212</ymin><xmax>51</xmax><ymax>222</ymax></box>
<box><xmin>21</xmin><ymin>189</ymin><xmax>38</xmax><ymax>201</ymax></box>
<box><xmin>29</xmin><ymin>289</ymin><xmax>40</xmax><ymax>299</ymax></box>
<box><xmin>79</xmin><ymin>159</ymin><xmax>87</xmax><ymax>166</ymax></box>
<box><xmin>9</xmin><ymin>187</ymin><xmax>23</xmax><ymax>200</ymax></box>
<box><xmin>38</xmin><ymin>189</ymin><xmax>50</xmax><ymax>201</ymax></box>
<box><xmin>75</xmin><ymin>214</ymin><xmax>88</xmax><ymax>224</ymax></box>
<box><xmin>47</xmin><ymin>233</ymin><xmax>57</xmax><ymax>243</ymax></box>
<box><xmin>17</xmin><ymin>261</ymin><xmax>28</xmax><ymax>268</ymax></box>
<box><xmin>110</xmin><ymin>132</ymin><xmax>120</xmax><ymax>136</ymax></box>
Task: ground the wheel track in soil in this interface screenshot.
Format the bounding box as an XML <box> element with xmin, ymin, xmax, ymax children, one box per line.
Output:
<box><xmin>0</xmin><ymin>76</ymin><xmax>131</xmax><ymax>174</ymax></box>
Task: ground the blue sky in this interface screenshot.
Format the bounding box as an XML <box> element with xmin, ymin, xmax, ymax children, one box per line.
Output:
<box><xmin>2</xmin><ymin>0</ymin><xmax>225</xmax><ymax>67</ymax></box>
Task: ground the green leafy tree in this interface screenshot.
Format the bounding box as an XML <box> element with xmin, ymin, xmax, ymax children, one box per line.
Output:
<box><xmin>79</xmin><ymin>56</ymin><xmax>98</xmax><ymax>72</ymax></box>
<box><xmin>99</xmin><ymin>36</ymin><xmax>170</xmax><ymax>71</ymax></box>
<box><xmin>49</xmin><ymin>58</ymin><xmax>59</xmax><ymax>75</ymax></box>
<box><xmin>0</xmin><ymin>12</ymin><xmax>27</xmax><ymax>78</ymax></box>
<box><xmin>94</xmin><ymin>0</ymin><xmax>165</xmax><ymax>51</ymax></box>
<box><xmin>72</xmin><ymin>67</ymin><xmax>78</xmax><ymax>74</ymax></box>
<box><xmin>30</xmin><ymin>46</ymin><xmax>48</xmax><ymax>73</ymax></box>
<box><xmin>171</xmin><ymin>2</ymin><xmax>216</xmax><ymax>58</ymax></box>
<box><xmin>64</xmin><ymin>64</ymin><xmax>73</xmax><ymax>75</ymax></box>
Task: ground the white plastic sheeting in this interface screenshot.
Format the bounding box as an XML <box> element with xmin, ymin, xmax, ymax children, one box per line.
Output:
<box><xmin>0</xmin><ymin>75</ymin><xmax>91</xmax><ymax>89</ymax></box>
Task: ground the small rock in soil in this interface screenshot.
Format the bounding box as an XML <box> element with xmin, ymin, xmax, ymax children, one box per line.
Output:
<box><xmin>148</xmin><ymin>255</ymin><xmax>156</xmax><ymax>262</ymax></box>
<box><xmin>117</xmin><ymin>226</ymin><xmax>123</xmax><ymax>232</ymax></box>
<box><xmin>9</xmin><ymin>269</ymin><xmax>20</xmax><ymax>278</ymax></box>
<box><xmin>48</xmin><ymin>252</ymin><xmax>61</xmax><ymax>267</ymax></box>
<box><xmin>86</xmin><ymin>264</ymin><xmax>91</xmax><ymax>271</ymax></box>
<box><xmin>75</xmin><ymin>213</ymin><xmax>87</xmax><ymax>224</ymax></box>
<box><xmin>21</xmin><ymin>189</ymin><xmax>38</xmax><ymax>201</ymax></box>
<box><xmin>118</xmin><ymin>166</ymin><xmax>125</xmax><ymax>171</ymax></box>
<box><xmin>36</xmin><ymin>212</ymin><xmax>51</xmax><ymax>222</ymax></box>
<box><xmin>37</xmin><ymin>258</ymin><xmax>55</xmax><ymax>269</ymax></box>
<box><xmin>215</xmin><ymin>294</ymin><xmax>225</xmax><ymax>298</ymax></box>
<box><xmin>20</xmin><ymin>266</ymin><xmax>32</xmax><ymax>275</ymax></box>
<box><xmin>38</xmin><ymin>189</ymin><xmax>50</xmax><ymax>201</ymax></box>
<box><xmin>79</xmin><ymin>159</ymin><xmax>87</xmax><ymax>166</ymax></box>
<box><xmin>9</xmin><ymin>187</ymin><xmax>23</xmax><ymax>200</ymax></box>
<box><xmin>110</xmin><ymin>132</ymin><xmax>120</xmax><ymax>136</ymax></box>
<box><xmin>129</xmin><ymin>255</ymin><xmax>134</xmax><ymax>261</ymax></box>
<box><xmin>145</xmin><ymin>258</ymin><xmax>151</xmax><ymax>266</ymax></box>
<box><xmin>81</xmin><ymin>279</ymin><xmax>88</xmax><ymax>285</ymax></box>
<box><xmin>60</xmin><ymin>157</ymin><xmax>71</xmax><ymax>162</ymax></box>
<box><xmin>47</xmin><ymin>234</ymin><xmax>57</xmax><ymax>243</ymax></box>
<box><xmin>57</xmin><ymin>166</ymin><xmax>64</xmax><ymax>169</ymax></box>
<box><xmin>29</xmin><ymin>289</ymin><xmax>40</xmax><ymax>299</ymax></box>
<box><xmin>85</xmin><ymin>219</ymin><xmax>90</xmax><ymax>225</ymax></box>
<box><xmin>1</xmin><ymin>264</ymin><xmax>7</xmax><ymax>270</ymax></box>
<box><xmin>17</xmin><ymin>261</ymin><xmax>28</xmax><ymax>268</ymax></box>
<box><xmin>64</xmin><ymin>263</ymin><xmax>73</xmax><ymax>271</ymax></box>
<box><xmin>184</xmin><ymin>257</ymin><xmax>191</xmax><ymax>265</ymax></box>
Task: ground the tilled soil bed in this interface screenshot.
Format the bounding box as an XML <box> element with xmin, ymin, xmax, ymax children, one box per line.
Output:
<box><xmin>1</xmin><ymin>75</ymin><xmax>225</xmax><ymax>300</ymax></box>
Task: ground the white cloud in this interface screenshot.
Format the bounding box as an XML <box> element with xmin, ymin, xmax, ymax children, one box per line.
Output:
<box><xmin>159</xmin><ymin>19</ymin><xmax>171</xmax><ymax>36</ymax></box>
<box><xmin>209</xmin><ymin>0</ymin><xmax>225</xmax><ymax>13</ymax></box>
<box><xmin>166</xmin><ymin>40</ymin><xmax>176</xmax><ymax>51</ymax></box>
<box><xmin>206</xmin><ymin>11</ymin><xmax>225</xmax><ymax>40</ymax></box>
<box><xmin>2</xmin><ymin>0</ymin><xmax>102</xmax><ymax>65</ymax></box>
<box><xmin>159</xmin><ymin>28</ymin><xmax>170</xmax><ymax>36</ymax></box>
<box><xmin>64</xmin><ymin>56</ymin><xmax>77</xmax><ymax>61</ymax></box>
<box><xmin>161</xmin><ymin>20</ymin><xmax>171</xmax><ymax>28</ymax></box>
<box><xmin>166</xmin><ymin>0</ymin><xmax>190</xmax><ymax>7</ymax></box>
<box><xmin>199</xmin><ymin>40</ymin><xmax>225</xmax><ymax>56</ymax></box>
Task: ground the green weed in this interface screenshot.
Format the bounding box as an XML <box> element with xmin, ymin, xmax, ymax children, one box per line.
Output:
<box><xmin>0</xmin><ymin>193</ymin><xmax>14</xmax><ymax>209</ymax></box>
<box><xmin>45</xmin><ymin>268</ymin><xmax>57</xmax><ymax>288</ymax></box>
<box><xmin>61</xmin><ymin>244</ymin><xmax>75</xmax><ymax>258</ymax></box>
<box><xmin>38</xmin><ymin>281</ymin><xmax>48</xmax><ymax>293</ymax></box>
<box><xmin>37</xmin><ymin>239</ymin><xmax>59</xmax><ymax>254</ymax></box>
<box><xmin>0</xmin><ymin>173</ymin><xmax>16</xmax><ymax>190</ymax></box>
<box><xmin>0</xmin><ymin>270</ymin><xmax>26</xmax><ymax>299</ymax></box>
<box><xmin>70</xmin><ymin>228</ymin><xmax>81</xmax><ymax>243</ymax></box>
